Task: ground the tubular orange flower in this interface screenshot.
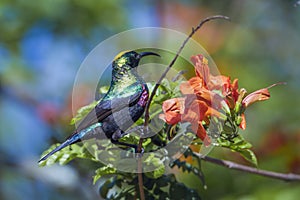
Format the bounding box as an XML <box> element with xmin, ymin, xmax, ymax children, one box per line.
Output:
<box><xmin>242</xmin><ymin>87</ymin><xmax>271</xmax><ymax>108</ymax></box>
<box><xmin>180</xmin><ymin>77</ymin><xmax>204</xmax><ymax>95</ymax></box>
<box><xmin>161</xmin><ymin>54</ymin><xmax>228</xmax><ymax>142</ymax></box>
<box><xmin>239</xmin><ymin>113</ymin><xmax>246</xmax><ymax>130</ymax></box>
<box><xmin>160</xmin><ymin>96</ymin><xmax>212</xmax><ymax>141</ymax></box>
<box><xmin>180</xmin><ymin>75</ymin><xmax>225</xmax><ymax>110</ymax></box>
<box><xmin>160</xmin><ymin>54</ymin><xmax>282</xmax><ymax>143</ymax></box>
<box><xmin>191</xmin><ymin>54</ymin><xmax>210</xmax><ymax>85</ymax></box>
<box><xmin>239</xmin><ymin>83</ymin><xmax>285</xmax><ymax>129</ymax></box>
<box><xmin>242</xmin><ymin>83</ymin><xmax>285</xmax><ymax>108</ymax></box>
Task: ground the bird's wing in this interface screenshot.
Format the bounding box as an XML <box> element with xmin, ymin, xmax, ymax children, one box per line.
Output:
<box><xmin>74</xmin><ymin>88</ymin><xmax>144</xmax><ymax>132</ymax></box>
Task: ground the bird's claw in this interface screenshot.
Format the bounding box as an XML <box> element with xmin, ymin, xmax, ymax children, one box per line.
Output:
<box><xmin>135</xmin><ymin>147</ymin><xmax>144</xmax><ymax>159</ymax></box>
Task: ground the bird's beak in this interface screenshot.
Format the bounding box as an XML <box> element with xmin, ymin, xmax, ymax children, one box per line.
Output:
<box><xmin>139</xmin><ymin>51</ymin><xmax>160</xmax><ymax>58</ymax></box>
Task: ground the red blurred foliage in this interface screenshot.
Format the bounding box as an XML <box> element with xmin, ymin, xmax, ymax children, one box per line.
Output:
<box><xmin>37</xmin><ymin>103</ymin><xmax>60</xmax><ymax>125</ymax></box>
<box><xmin>256</xmin><ymin>129</ymin><xmax>288</xmax><ymax>157</ymax></box>
<box><xmin>255</xmin><ymin>126</ymin><xmax>300</xmax><ymax>173</ymax></box>
<box><xmin>37</xmin><ymin>84</ymin><xmax>94</xmax><ymax>128</ymax></box>
<box><xmin>156</xmin><ymin>2</ymin><xmax>231</xmax><ymax>54</ymax></box>
<box><xmin>61</xmin><ymin>85</ymin><xmax>94</xmax><ymax>123</ymax></box>
<box><xmin>288</xmin><ymin>156</ymin><xmax>300</xmax><ymax>174</ymax></box>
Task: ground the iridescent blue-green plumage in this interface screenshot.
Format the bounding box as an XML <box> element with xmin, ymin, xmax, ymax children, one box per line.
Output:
<box><xmin>39</xmin><ymin>51</ymin><xmax>159</xmax><ymax>162</ymax></box>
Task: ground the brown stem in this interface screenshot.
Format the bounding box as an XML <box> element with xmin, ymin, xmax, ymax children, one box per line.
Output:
<box><xmin>137</xmin><ymin>162</ymin><xmax>145</xmax><ymax>200</ymax></box>
<box><xmin>194</xmin><ymin>152</ymin><xmax>300</xmax><ymax>182</ymax></box>
<box><xmin>136</xmin><ymin>15</ymin><xmax>230</xmax><ymax>200</ymax></box>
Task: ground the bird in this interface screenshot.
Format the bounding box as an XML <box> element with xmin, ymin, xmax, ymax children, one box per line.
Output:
<box><xmin>39</xmin><ymin>50</ymin><xmax>160</xmax><ymax>162</ymax></box>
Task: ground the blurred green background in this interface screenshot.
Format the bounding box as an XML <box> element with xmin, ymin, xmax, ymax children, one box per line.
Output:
<box><xmin>0</xmin><ymin>0</ymin><xmax>299</xmax><ymax>199</ymax></box>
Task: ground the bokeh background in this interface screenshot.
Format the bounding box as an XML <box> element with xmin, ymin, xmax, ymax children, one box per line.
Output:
<box><xmin>1</xmin><ymin>0</ymin><xmax>300</xmax><ymax>199</ymax></box>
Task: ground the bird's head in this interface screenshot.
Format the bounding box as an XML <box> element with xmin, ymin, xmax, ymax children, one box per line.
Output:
<box><xmin>112</xmin><ymin>50</ymin><xmax>160</xmax><ymax>71</ymax></box>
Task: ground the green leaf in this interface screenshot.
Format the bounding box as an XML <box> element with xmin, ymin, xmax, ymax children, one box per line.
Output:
<box><xmin>234</xmin><ymin>148</ymin><xmax>258</xmax><ymax>167</ymax></box>
<box><xmin>143</xmin><ymin>153</ymin><xmax>166</xmax><ymax>179</ymax></box>
<box><xmin>58</xmin><ymin>152</ymin><xmax>77</xmax><ymax>165</ymax></box>
<box><xmin>39</xmin><ymin>143</ymin><xmax>96</xmax><ymax>167</ymax></box>
<box><xmin>218</xmin><ymin>135</ymin><xmax>258</xmax><ymax>166</ymax></box>
<box><xmin>145</xmin><ymin>165</ymin><xmax>165</xmax><ymax>179</ymax></box>
<box><xmin>93</xmin><ymin>165</ymin><xmax>117</xmax><ymax>184</ymax></box>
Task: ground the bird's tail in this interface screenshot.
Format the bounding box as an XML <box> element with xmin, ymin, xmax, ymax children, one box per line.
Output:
<box><xmin>38</xmin><ymin>132</ymin><xmax>80</xmax><ymax>163</ymax></box>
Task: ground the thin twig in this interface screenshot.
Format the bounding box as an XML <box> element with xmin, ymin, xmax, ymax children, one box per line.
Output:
<box><xmin>137</xmin><ymin>163</ymin><xmax>145</xmax><ymax>200</ymax></box>
<box><xmin>136</xmin><ymin>15</ymin><xmax>230</xmax><ymax>200</ymax></box>
<box><xmin>193</xmin><ymin>152</ymin><xmax>300</xmax><ymax>182</ymax></box>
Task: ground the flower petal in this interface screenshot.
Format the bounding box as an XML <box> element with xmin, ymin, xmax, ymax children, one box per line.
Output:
<box><xmin>208</xmin><ymin>75</ymin><xmax>230</xmax><ymax>91</ymax></box>
<box><xmin>161</xmin><ymin>98</ymin><xmax>185</xmax><ymax>125</ymax></box>
<box><xmin>242</xmin><ymin>88</ymin><xmax>270</xmax><ymax>108</ymax></box>
<box><xmin>191</xmin><ymin>121</ymin><xmax>207</xmax><ymax>141</ymax></box>
<box><xmin>191</xmin><ymin>54</ymin><xmax>210</xmax><ymax>85</ymax></box>
<box><xmin>239</xmin><ymin>113</ymin><xmax>246</xmax><ymax>130</ymax></box>
<box><xmin>242</xmin><ymin>83</ymin><xmax>285</xmax><ymax>108</ymax></box>
<box><xmin>231</xmin><ymin>78</ymin><xmax>239</xmax><ymax>101</ymax></box>
<box><xmin>182</xmin><ymin>99</ymin><xmax>208</xmax><ymax>122</ymax></box>
<box><xmin>180</xmin><ymin>77</ymin><xmax>203</xmax><ymax>95</ymax></box>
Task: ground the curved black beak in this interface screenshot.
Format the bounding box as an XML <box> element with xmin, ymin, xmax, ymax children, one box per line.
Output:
<box><xmin>139</xmin><ymin>51</ymin><xmax>160</xmax><ymax>58</ymax></box>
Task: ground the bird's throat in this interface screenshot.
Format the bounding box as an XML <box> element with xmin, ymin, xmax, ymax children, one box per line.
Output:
<box><xmin>108</xmin><ymin>69</ymin><xmax>144</xmax><ymax>99</ymax></box>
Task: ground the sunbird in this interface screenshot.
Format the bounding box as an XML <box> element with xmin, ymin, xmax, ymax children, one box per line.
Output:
<box><xmin>39</xmin><ymin>51</ymin><xmax>160</xmax><ymax>162</ymax></box>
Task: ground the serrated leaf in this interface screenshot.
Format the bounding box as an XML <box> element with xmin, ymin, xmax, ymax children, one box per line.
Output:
<box><xmin>39</xmin><ymin>143</ymin><xmax>97</xmax><ymax>167</ymax></box>
<box><xmin>93</xmin><ymin>166</ymin><xmax>117</xmax><ymax>184</ymax></box>
<box><xmin>234</xmin><ymin>148</ymin><xmax>258</xmax><ymax>167</ymax></box>
<box><xmin>218</xmin><ymin>135</ymin><xmax>257</xmax><ymax>166</ymax></box>
<box><xmin>39</xmin><ymin>143</ymin><xmax>64</xmax><ymax>166</ymax></box>
<box><xmin>145</xmin><ymin>165</ymin><xmax>165</xmax><ymax>179</ymax></box>
<box><xmin>58</xmin><ymin>153</ymin><xmax>76</xmax><ymax>165</ymax></box>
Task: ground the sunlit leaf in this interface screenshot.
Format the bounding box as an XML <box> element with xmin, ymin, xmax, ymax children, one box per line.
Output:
<box><xmin>39</xmin><ymin>143</ymin><xmax>96</xmax><ymax>167</ymax></box>
<box><xmin>93</xmin><ymin>165</ymin><xmax>117</xmax><ymax>184</ymax></box>
<box><xmin>145</xmin><ymin>165</ymin><xmax>165</xmax><ymax>179</ymax></box>
<box><xmin>234</xmin><ymin>148</ymin><xmax>258</xmax><ymax>167</ymax></box>
<box><xmin>218</xmin><ymin>135</ymin><xmax>257</xmax><ymax>166</ymax></box>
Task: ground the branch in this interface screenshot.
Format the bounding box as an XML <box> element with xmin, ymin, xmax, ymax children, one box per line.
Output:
<box><xmin>137</xmin><ymin>163</ymin><xmax>145</xmax><ymax>200</ymax></box>
<box><xmin>136</xmin><ymin>15</ymin><xmax>230</xmax><ymax>200</ymax></box>
<box><xmin>193</xmin><ymin>152</ymin><xmax>300</xmax><ymax>182</ymax></box>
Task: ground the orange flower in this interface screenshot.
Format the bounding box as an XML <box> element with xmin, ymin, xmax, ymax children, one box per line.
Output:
<box><xmin>160</xmin><ymin>97</ymin><xmax>211</xmax><ymax>141</ymax></box>
<box><xmin>239</xmin><ymin>83</ymin><xmax>285</xmax><ymax>129</ymax></box>
<box><xmin>191</xmin><ymin>54</ymin><xmax>210</xmax><ymax>85</ymax></box>
<box><xmin>161</xmin><ymin>55</ymin><xmax>229</xmax><ymax>142</ymax></box>
<box><xmin>183</xmin><ymin>55</ymin><xmax>239</xmax><ymax>110</ymax></box>
<box><xmin>239</xmin><ymin>113</ymin><xmax>246</xmax><ymax>130</ymax></box>
<box><xmin>161</xmin><ymin>54</ymin><xmax>282</xmax><ymax>143</ymax></box>
<box><xmin>160</xmin><ymin>97</ymin><xmax>185</xmax><ymax>125</ymax></box>
<box><xmin>242</xmin><ymin>87</ymin><xmax>271</xmax><ymax>108</ymax></box>
<box><xmin>180</xmin><ymin>79</ymin><xmax>215</xmax><ymax>106</ymax></box>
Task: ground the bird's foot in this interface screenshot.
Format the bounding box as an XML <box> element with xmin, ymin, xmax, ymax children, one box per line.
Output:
<box><xmin>134</xmin><ymin>147</ymin><xmax>144</xmax><ymax>159</ymax></box>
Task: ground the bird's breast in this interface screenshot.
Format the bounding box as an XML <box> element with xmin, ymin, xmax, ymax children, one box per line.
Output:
<box><xmin>137</xmin><ymin>84</ymin><xmax>149</xmax><ymax>107</ymax></box>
